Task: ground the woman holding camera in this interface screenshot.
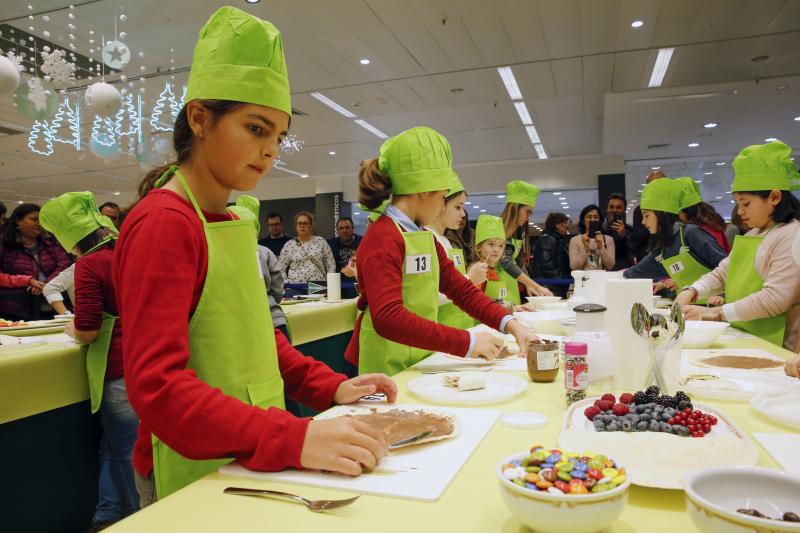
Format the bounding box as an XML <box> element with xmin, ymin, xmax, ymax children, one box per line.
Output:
<box><xmin>570</xmin><ymin>205</ymin><xmax>615</xmax><ymax>271</ymax></box>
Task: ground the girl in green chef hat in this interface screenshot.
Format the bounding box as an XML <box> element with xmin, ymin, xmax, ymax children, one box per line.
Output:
<box><xmin>39</xmin><ymin>192</ymin><xmax>139</xmax><ymax>529</ymax></box>
<box><xmin>623</xmin><ymin>178</ymin><xmax>728</xmax><ymax>295</ymax></box>
<box><xmin>675</xmin><ymin>140</ymin><xmax>800</xmax><ymax>350</ymax></box>
<box><xmin>424</xmin><ymin>172</ymin><xmax>492</xmax><ymax>330</ymax></box>
<box><xmin>344</xmin><ymin>126</ymin><xmax>540</xmax><ymax>377</ymax></box>
<box><xmin>114</xmin><ymin>6</ymin><xmax>397</xmax><ymax>504</ymax></box>
<box><xmin>499</xmin><ymin>180</ymin><xmax>554</xmax><ymax>304</ymax></box>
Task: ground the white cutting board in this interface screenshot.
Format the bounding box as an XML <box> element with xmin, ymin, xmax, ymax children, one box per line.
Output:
<box><xmin>219</xmin><ymin>403</ymin><xmax>501</xmax><ymax>502</ymax></box>
<box><xmin>753</xmin><ymin>433</ymin><xmax>800</xmax><ymax>474</ymax></box>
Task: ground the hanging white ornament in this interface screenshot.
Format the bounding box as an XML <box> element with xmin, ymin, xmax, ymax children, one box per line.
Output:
<box><xmin>84</xmin><ymin>81</ymin><xmax>122</xmax><ymax>116</ymax></box>
<box><xmin>40</xmin><ymin>48</ymin><xmax>76</xmax><ymax>84</ymax></box>
<box><xmin>42</xmin><ymin>30</ymin><xmax>50</xmax><ymax>38</ymax></box>
<box><xmin>120</xmin><ymin>74</ymin><xmax>127</xmax><ymax>82</ymax></box>
<box><xmin>119</xmin><ymin>31</ymin><xmax>127</xmax><ymax>40</ymax></box>
<box><xmin>42</xmin><ymin>15</ymin><xmax>49</xmax><ymax>22</ymax></box>
<box><xmin>68</xmin><ymin>23</ymin><xmax>75</xmax><ymax>30</ymax></box>
<box><xmin>102</xmin><ymin>40</ymin><xmax>130</xmax><ymax>70</ymax></box>
<box><xmin>0</xmin><ymin>56</ymin><xmax>21</xmax><ymax>95</ymax></box>
<box><xmin>15</xmin><ymin>76</ymin><xmax>59</xmax><ymax>119</ymax></box>
<box><xmin>42</xmin><ymin>45</ymin><xmax>50</xmax><ymax>52</ymax></box>
<box><xmin>119</xmin><ymin>14</ymin><xmax>127</xmax><ymax>22</ymax></box>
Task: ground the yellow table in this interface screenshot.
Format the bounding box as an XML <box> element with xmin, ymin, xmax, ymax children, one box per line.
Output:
<box><xmin>107</xmin><ymin>336</ymin><xmax>796</xmax><ymax>533</ymax></box>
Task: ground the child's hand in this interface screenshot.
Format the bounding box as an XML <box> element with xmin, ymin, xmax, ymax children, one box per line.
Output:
<box><xmin>301</xmin><ymin>417</ymin><xmax>387</xmax><ymax>476</ymax></box>
<box><xmin>513</xmin><ymin>303</ymin><xmax>536</xmax><ymax>312</ymax></box>
<box><xmin>472</xmin><ymin>332</ymin><xmax>504</xmax><ymax>360</ymax></box>
<box><xmin>707</xmin><ymin>295</ymin><xmax>725</xmax><ymax>306</ymax></box>
<box><xmin>785</xmin><ymin>356</ymin><xmax>800</xmax><ymax>379</ymax></box>
<box><xmin>466</xmin><ymin>262</ymin><xmax>488</xmax><ymax>285</ymax></box>
<box><xmin>334</xmin><ymin>374</ymin><xmax>397</xmax><ymax>405</ymax></box>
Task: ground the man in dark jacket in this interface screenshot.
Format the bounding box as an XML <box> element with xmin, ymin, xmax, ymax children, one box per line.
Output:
<box><xmin>602</xmin><ymin>193</ymin><xmax>635</xmax><ymax>270</ymax></box>
<box><xmin>531</xmin><ymin>212</ymin><xmax>571</xmax><ymax>296</ymax></box>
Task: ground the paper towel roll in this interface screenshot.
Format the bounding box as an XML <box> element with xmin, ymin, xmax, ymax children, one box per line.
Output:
<box><xmin>603</xmin><ymin>279</ymin><xmax>653</xmax><ymax>392</ymax></box>
<box><xmin>327</xmin><ymin>272</ymin><xmax>341</xmax><ymax>301</ymax></box>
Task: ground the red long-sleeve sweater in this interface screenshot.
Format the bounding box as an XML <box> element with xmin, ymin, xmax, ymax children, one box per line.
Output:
<box><xmin>74</xmin><ymin>247</ymin><xmax>123</xmax><ymax>381</ymax></box>
<box><xmin>0</xmin><ymin>272</ymin><xmax>31</xmax><ymax>288</ymax></box>
<box><xmin>345</xmin><ymin>215</ymin><xmax>511</xmax><ymax>365</ymax></box>
<box><xmin>113</xmin><ymin>189</ymin><xmax>347</xmax><ymax>477</ymax></box>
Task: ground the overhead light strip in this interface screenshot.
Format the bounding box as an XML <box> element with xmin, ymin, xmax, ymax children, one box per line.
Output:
<box><xmin>354</xmin><ymin>119</ymin><xmax>388</xmax><ymax>139</ymax></box>
<box><xmin>498</xmin><ymin>66</ymin><xmax>548</xmax><ymax>159</ymax></box>
<box><xmin>648</xmin><ymin>47</ymin><xmax>674</xmax><ymax>88</ymax></box>
<box><xmin>497</xmin><ymin>66</ymin><xmax>522</xmax><ymax>100</ymax></box>
<box><xmin>514</xmin><ymin>101</ymin><xmax>533</xmax><ymax>125</ymax></box>
<box><xmin>309</xmin><ymin>91</ymin><xmax>357</xmax><ymax>118</ymax></box>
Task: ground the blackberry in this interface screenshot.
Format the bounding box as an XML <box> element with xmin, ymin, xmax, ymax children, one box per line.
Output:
<box><xmin>632</xmin><ymin>391</ymin><xmax>648</xmax><ymax>405</ymax></box>
<box><xmin>644</xmin><ymin>391</ymin><xmax>659</xmax><ymax>404</ymax></box>
<box><xmin>675</xmin><ymin>391</ymin><xmax>690</xmax><ymax>403</ymax></box>
<box><xmin>657</xmin><ymin>395</ymin><xmax>677</xmax><ymax>408</ymax></box>
<box><xmin>646</xmin><ymin>385</ymin><xmax>660</xmax><ymax>396</ymax></box>
<box><xmin>677</xmin><ymin>400</ymin><xmax>693</xmax><ymax>411</ymax></box>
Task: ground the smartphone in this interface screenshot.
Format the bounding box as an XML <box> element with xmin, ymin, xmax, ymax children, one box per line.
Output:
<box><xmin>588</xmin><ymin>220</ymin><xmax>602</xmax><ymax>236</ymax></box>
<box><xmin>612</xmin><ymin>213</ymin><xmax>624</xmax><ymax>223</ymax></box>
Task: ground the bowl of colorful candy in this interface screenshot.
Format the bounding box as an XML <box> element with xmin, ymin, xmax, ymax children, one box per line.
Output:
<box><xmin>684</xmin><ymin>466</ymin><xmax>800</xmax><ymax>532</ymax></box>
<box><xmin>497</xmin><ymin>446</ymin><xmax>631</xmax><ymax>533</ymax></box>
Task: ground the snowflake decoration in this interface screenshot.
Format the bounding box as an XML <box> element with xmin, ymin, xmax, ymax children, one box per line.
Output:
<box><xmin>40</xmin><ymin>49</ymin><xmax>75</xmax><ymax>84</ymax></box>
<box><xmin>5</xmin><ymin>50</ymin><xmax>25</xmax><ymax>72</ymax></box>
<box><xmin>280</xmin><ymin>134</ymin><xmax>304</xmax><ymax>156</ymax></box>
<box><xmin>26</xmin><ymin>77</ymin><xmax>51</xmax><ymax>112</ymax></box>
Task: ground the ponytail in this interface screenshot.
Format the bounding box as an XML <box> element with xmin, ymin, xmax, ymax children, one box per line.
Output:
<box><xmin>358</xmin><ymin>158</ymin><xmax>392</xmax><ymax>210</ymax></box>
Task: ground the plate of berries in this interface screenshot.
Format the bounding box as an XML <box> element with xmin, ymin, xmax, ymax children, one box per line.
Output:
<box><xmin>558</xmin><ymin>387</ymin><xmax>758</xmax><ymax>489</ymax></box>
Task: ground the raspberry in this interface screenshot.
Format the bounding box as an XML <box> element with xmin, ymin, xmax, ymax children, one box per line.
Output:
<box><xmin>612</xmin><ymin>403</ymin><xmax>630</xmax><ymax>416</ymax></box>
<box><xmin>595</xmin><ymin>399</ymin><xmax>614</xmax><ymax>412</ymax></box>
<box><xmin>584</xmin><ymin>406</ymin><xmax>601</xmax><ymax>421</ymax></box>
<box><xmin>600</xmin><ymin>393</ymin><xmax>616</xmax><ymax>404</ymax></box>
<box><xmin>619</xmin><ymin>393</ymin><xmax>634</xmax><ymax>405</ymax></box>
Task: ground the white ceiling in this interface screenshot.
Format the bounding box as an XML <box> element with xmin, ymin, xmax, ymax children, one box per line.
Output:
<box><xmin>1</xmin><ymin>0</ymin><xmax>799</xmax><ymax>209</ymax></box>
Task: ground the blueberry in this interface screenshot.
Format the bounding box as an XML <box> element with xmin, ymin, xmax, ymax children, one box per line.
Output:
<box><xmin>628</xmin><ymin>405</ymin><xmax>638</xmax><ymax>414</ymax></box>
<box><xmin>637</xmin><ymin>421</ymin><xmax>649</xmax><ymax>431</ymax></box>
<box><xmin>593</xmin><ymin>420</ymin><xmax>606</xmax><ymax>431</ymax></box>
<box><xmin>649</xmin><ymin>420</ymin><xmax>660</xmax><ymax>432</ymax></box>
<box><xmin>607</xmin><ymin>422</ymin><xmax>619</xmax><ymax>432</ymax></box>
<box><xmin>660</xmin><ymin>421</ymin><xmax>673</xmax><ymax>433</ymax></box>
<box><xmin>639</xmin><ymin>413</ymin><xmax>651</xmax><ymax>422</ymax></box>
<box><xmin>675</xmin><ymin>426</ymin><xmax>690</xmax><ymax>437</ymax></box>
<box><xmin>661</xmin><ymin>412</ymin><xmax>672</xmax><ymax>421</ymax></box>
<box><xmin>622</xmin><ymin>420</ymin><xmax>634</xmax><ymax>432</ymax></box>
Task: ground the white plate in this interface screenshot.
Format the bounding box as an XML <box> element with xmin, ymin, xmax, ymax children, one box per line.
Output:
<box><xmin>751</xmin><ymin>391</ymin><xmax>800</xmax><ymax>430</ymax></box>
<box><xmin>683</xmin><ymin>374</ymin><xmax>798</xmax><ymax>402</ymax></box>
<box><xmin>0</xmin><ymin>319</ymin><xmax>68</xmax><ymax>332</ymax></box>
<box><xmin>559</xmin><ymin>397</ymin><xmax>758</xmax><ymax>489</ymax></box>
<box><xmin>408</xmin><ymin>372</ymin><xmax>528</xmax><ymax>406</ymax></box>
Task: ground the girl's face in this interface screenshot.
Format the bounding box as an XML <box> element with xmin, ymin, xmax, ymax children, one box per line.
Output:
<box><xmin>442</xmin><ymin>192</ymin><xmax>466</xmax><ymax>230</ymax></box>
<box><xmin>194</xmin><ymin>102</ymin><xmax>290</xmax><ymax>192</ymax></box>
<box><xmin>477</xmin><ymin>238</ymin><xmax>505</xmax><ymax>267</ymax></box>
<box><xmin>642</xmin><ymin>209</ymin><xmax>659</xmax><ymax>234</ymax></box>
<box><xmin>417</xmin><ymin>190</ymin><xmax>447</xmax><ymax>226</ymax></box>
<box><xmin>733</xmin><ymin>191</ymin><xmax>780</xmax><ymax>230</ymax></box>
<box><xmin>17</xmin><ymin>211</ymin><xmax>42</xmax><ymax>240</ymax></box>
<box><xmin>295</xmin><ymin>215</ymin><xmax>313</xmax><ymax>237</ymax></box>
<box><xmin>517</xmin><ymin>205</ymin><xmax>533</xmax><ymax>227</ymax></box>
<box><xmin>583</xmin><ymin>209</ymin><xmax>601</xmax><ymax>231</ymax></box>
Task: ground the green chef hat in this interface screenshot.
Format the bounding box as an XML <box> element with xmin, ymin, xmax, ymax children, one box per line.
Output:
<box><xmin>475</xmin><ymin>214</ymin><xmax>506</xmax><ymax>245</ymax></box>
<box><xmin>40</xmin><ymin>192</ymin><xmax>118</xmax><ymax>253</ymax></box>
<box><xmin>229</xmin><ymin>194</ymin><xmax>261</xmax><ymax>233</ymax></box>
<box><xmin>379</xmin><ymin>126</ymin><xmax>456</xmax><ymax>195</ymax></box>
<box><xmin>505</xmin><ymin>180</ymin><xmax>539</xmax><ymax>208</ymax></box>
<box><xmin>447</xmin><ymin>172</ymin><xmax>465</xmax><ymax>197</ymax></box>
<box><xmin>676</xmin><ymin>176</ymin><xmax>703</xmax><ymax>210</ymax></box>
<box><xmin>184</xmin><ymin>6</ymin><xmax>291</xmax><ymax>117</ymax></box>
<box><xmin>640</xmin><ymin>178</ymin><xmax>682</xmax><ymax>214</ymax></box>
<box><xmin>731</xmin><ymin>140</ymin><xmax>800</xmax><ymax>192</ymax></box>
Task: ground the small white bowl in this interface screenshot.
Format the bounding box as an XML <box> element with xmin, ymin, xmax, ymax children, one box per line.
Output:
<box><xmin>514</xmin><ymin>310</ymin><xmax>574</xmax><ymax>335</ymax></box>
<box><xmin>684</xmin><ymin>466</ymin><xmax>800</xmax><ymax>533</ymax></box>
<box><xmin>544</xmin><ymin>302</ymin><xmax>569</xmax><ymax>311</ymax></box>
<box><xmin>683</xmin><ymin>320</ymin><xmax>730</xmax><ymax>348</ymax></box>
<box><xmin>560</xmin><ymin>317</ymin><xmax>576</xmax><ymax>337</ymax></box>
<box><xmin>525</xmin><ymin>296</ymin><xmax>562</xmax><ymax>310</ymax></box>
<box><xmin>497</xmin><ymin>451</ymin><xmax>630</xmax><ymax>533</ymax></box>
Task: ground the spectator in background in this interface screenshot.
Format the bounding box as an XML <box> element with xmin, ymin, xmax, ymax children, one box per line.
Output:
<box><xmin>99</xmin><ymin>202</ymin><xmax>123</xmax><ymax>229</ymax></box>
<box><xmin>446</xmin><ymin>209</ymin><xmax>473</xmax><ymax>265</ymax></box>
<box><xmin>725</xmin><ymin>203</ymin><xmax>749</xmax><ymax>245</ymax></box>
<box><xmin>602</xmin><ymin>193</ymin><xmax>635</xmax><ymax>270</ymax></box>
<box><xmin>278</xmin><ymin>211</ymin><xmax>336</xmax><ymax>282</ymax></box>
<box><xmin>328</xmin><ymin>217</ymin><xmax>361</xmax><ymax>274</ymax></box>
<box><xmin>258</xmin><ymin>211</ymin><xmax>292</xmax><ymax>256</ymax></box>
<box><xmin>0</xmin><ymin>203</ymin><xmax>72</xmax><ymax>319</ymax></box>
<box><xmin>570</xmin><ymin>204</ymin><xmax>615</xmax><ymax>271</ymax></box>
<box><xmin>631</xmin><ymin>171</ymin><xmax>667</xmax><ymax>260</ymax></box>
<box><xmin>531</xmin><ymin>212</ymin><xmax>571</xmax><ymax>296</ymax></box>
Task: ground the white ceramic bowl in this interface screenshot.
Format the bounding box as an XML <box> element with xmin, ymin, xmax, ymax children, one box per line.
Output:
<box><xmin>682</xmin><ymin>320</ymin><xmax>730</xmax><ymax>348</ymax></box>
<box><xmin>560</xmin><ymin>317</ymin><xmax>576</xmax><ymax>337</ymax></box>
<box><xmin>497</xmin><ymin>451</ymin><xmax>631</xmax><ymax>533</ymax></box>
<box><xmin>684</xmin><ymin>466</ymin><xmax>800</xmax><ymax>533</ymax></box>
<box><xmin>525</xmin><ymin>296</ymin><xmax>562</xmax><ymax>310</ymax></box>
<box><xmin>514</xmin><ymin>310</ymin><xmax>574</xmax><ymax>335</ymax></box>
<box><xmin>544</xmin><ymin>302</ymin><xmax>569</xmax><ymax>311</ymax></box>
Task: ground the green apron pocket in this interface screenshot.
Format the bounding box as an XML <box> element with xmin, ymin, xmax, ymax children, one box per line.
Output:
<box><xmin>246</xmin><ymin>375</ymin><xmax>286</xmax><ymax>410</ymax></box>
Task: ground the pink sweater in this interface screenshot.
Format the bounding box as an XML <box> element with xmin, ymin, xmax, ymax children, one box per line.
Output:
<box><xmin>569</xmin><ymin>234</ymin><xmax>615</xmax><ymax>271</ymax></box>
<box><xmin>691</xmin><ymin>220</ymin><xmax>800</xmax><ymax>350</ymax></box>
